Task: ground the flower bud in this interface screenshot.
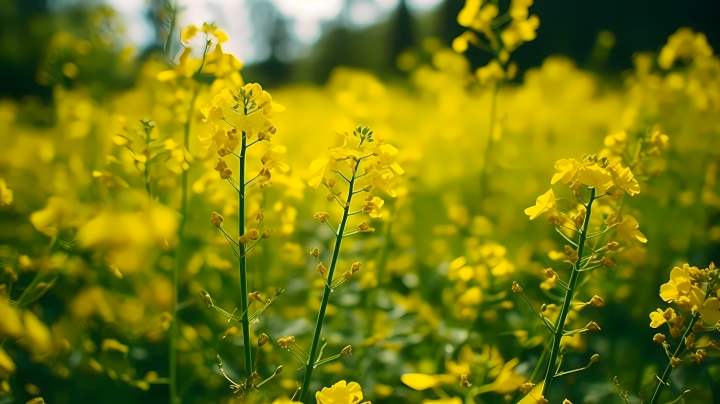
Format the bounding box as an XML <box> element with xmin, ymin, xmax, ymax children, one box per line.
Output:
<box><xmin>328</xmin><ymin>178</ymin><xmax>336</xmax><ymax>187</ymax></box>
<box><xmin>653</xmin><ymin>333</ymin><xmax>665</xmax><ymax>344</ymax></box>
<box><xmin>314</xmin><ymin>212</ymin><xmax>330</xmax><ymax>222</ymax></box>
<box><xmin>519</xmin><ymin>382</ymin><xmax>534</xmax><ymax>394</ymax></box>
<box><xmin>239</xmin><ymin>234</ymin><xmax>248</xmax><ymax>245</ymax></box>
<box><xmin>351</xmin><ymin>262</ymin><xmax>362</xmax><ymax>273</ymax></box>
<box><xmin>200</xmin><ymin>290</ymin><xmax>212</xmax><ymax>304</ymax></box>
<box><xmin>341</xmin><ymin>345</ymin><xmax>352</xmax><ymax>356</ymax></box>
<box><xmin>342</xmin><ymin>271</ymin><xmax>352</xmax><ymax>280</ymax></box>
<box><xmin>216</xmin><ymin>355</ymin><xmax>223</xmax><ymax>369</ymax></box>
<box><xmin>247</xmin><ymin>229</ymin><xmax>259</xmax><ymax>241</ymax></box>
<box><xmin>512</xmin><ymin>281</ymin><xmax>523</xmax><ymax>294</ymax></box>
<box><xmin>258</xmin><ymin>333</ymin><xmax>269</xmax><ymax>347</ymax></box>
<box><xmin>310</xmin><ymin>248</ymin><xmax>320</xmax><ymax>259</ymax></box>
<box><xmin>274</xmin><ymin>365</ymin><xmax>283</xmax><ymax>375</ymax></box>
<box><xmin>262</xmin><ymin>230</ymin><xmax>273</xmax><ymax>239</ymax></box>
<box><xmin>256</xmin><ymin>209</ymin><xmax>265</xmax><ymax>222</ymax></box>
<box><xmin>590</xmin><ymin>354</ymin><xmax>600</xmax><ymax>364</ymax></box>
<box><xmin>357</xmin><ymin>222</ymin><xmax>375</xmax><ymax>232</ymax></box>
<box><xmin>326</xmin><ymin>193</ymin><xmax>334</xmax><ymax>201</ymax></box>
<box><xmin>606</xmin><ymin>239</ymin><xmax>619</xmax><ymax>251</ymax></box>
<box><xmin>459</xmin><ymin>374</ymin><xmax>471</xmax><ymax>388</ymax></box>
<box><xmin>586</xmin><ymin>321</ymin><xmax>601</xmax><ymax>331</ymax></box>
<box><xmin>565</xmin><ymin>245</ymin><xmax>579</xmax><ymax>264</ymax></box>
<box><xmin>249</xmin><ymin>291</ymin><xmax>261</xmax><ymax>302</ymax></box>
<box><xmin>590</xmin><ymin>295</ymin><xmax>605</xmax><ymax>308</ymax></box>
<box><xmin>541</xmin><ymin>268</ymin><xmax>556</xmax><ymax>279</ymax></box>
<box><xmin>670</xmin><ymin>357</ymin><xmax>681</xmax><ymax>368</ymax></box>
<box><xmin>210</xmin><ymin>212</ymin><xmax>224</xmax><ymax>227</ymax></box>
<box><xmin>685</xmin><ymin>333</ymin><xmax>695</xmax><ymax>349</ymax></box>
<box><xmin>317</xmin><ymin>263</ymin><xmax>327</xmax><ymax>276</ymax></box>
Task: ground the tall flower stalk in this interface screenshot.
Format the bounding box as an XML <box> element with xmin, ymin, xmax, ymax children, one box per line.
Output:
<box><xmin>199</xmin><ymin>82</ymin><xmax>287</xmax><ymax>396</ymax></box>
<box><xmin>286</xmin><ymin>126</ymin><xmax>402</xmax><ymax>403</ymax></box>
<box><xmin>517</xmin><ymin>153</ymin><xmax>648</xmax><ymax>402</ymax></box>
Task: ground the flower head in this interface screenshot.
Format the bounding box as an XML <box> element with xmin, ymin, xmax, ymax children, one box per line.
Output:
<box><xmin>315</xmin><ymin>380</ymin><xmax>363</xmax><ymax>404</ymax></box>
<box><xmin>524</xmin><ymin>189</ymin><xmax>557</xmax><ymax>220</ymax></box>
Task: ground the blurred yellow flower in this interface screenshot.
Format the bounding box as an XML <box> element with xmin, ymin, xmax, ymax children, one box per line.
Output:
<box><xmin>0</xmin><ymin>178</ymin><xmax>12</xmax><ymax>206</ymax></box>
<box><xmin>401</xmin><ymin>373</ymin><xmax>455</xmax><ymax>391</ymax></box>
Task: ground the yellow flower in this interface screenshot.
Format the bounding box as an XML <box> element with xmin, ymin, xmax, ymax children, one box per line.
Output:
<box><xmin>607</xmin><ymin>163</ymin><xmax>641</xmax><ymax>196</ymax></box>
<box><xmin>524</xmin><ymin>189</ymin><xmax>556</xmax><ymax>220</ymax></box>
<box><xmin>476</xmin><ymin>60</ymin><xmax>505</xmax><ymax>86</ymax></box>
<box><xmin>575</xmin><ymin>165</ymin><xmax>613</xmax><ymax>193</ymax></box>
<box><xmin>616</xmin><ymin>215</ymin><xmax>647</xmax><ymax>243</ymax></box>
<box><xmin>308</xmin><ymin>158</ymin><xmax>336</xmax><ymax>189</ymax></box>
<box><xmin>401</xmin><ymin>374</ymin><xmax>455</xmax><ymax>391</ymax></box>
<box><xmin>603</xmin><ymin>131</ymin><xmax>627</xmax><ymax>148</ymax></box>
<box><xmin>649</xmin><ymin>309</ymin><xmax>668</xmax><ymax>328</ymax></box>
<box><xmin>699</xmin><ymin>298</ymin><xmax>720</xmax><ymax>325</ymax></box>
<box><xmin>315</xmin><ymin>380</ymin><xmax>363</xmax><ymax>404</ymax></box>
<box><xmin>551</xmin><ymin>159</ymin><xmax>580</xmax><ymax>184</ymax></box>
<box><xmin>362</xmin><ymin>195</ymin><xmax>384</xmax><ymax>218</ymax></box>
<box><xmin>376</xmin><ymin>144</ymin><xmax>404</xmax><ymax>175</ymax></box>
<box><xmin>261</xmin><ymin>145</ymin><xmax>290</xmax><ymax>173</ymax></box>
<box><xmin>0</xmin><ymin>178</ymin><xmax>12</xmax><ymax>206</ymax></box>
<box><xmin>660</xmin><ymin>264</ymin><xmax>695</xmax><ymax>302</ymax></box>
<box><xmin>180</xmin><ymin>25</ymin><xmax>198</xmax><ymax>43</ymax></box>
<box><xmin>0</xmin><ymin>347</ymin><xmax>15</xmax><ymax>375</ymax></box>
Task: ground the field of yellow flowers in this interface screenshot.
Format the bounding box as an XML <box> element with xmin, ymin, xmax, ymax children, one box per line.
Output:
<box><xmin>1</xmin><ymin>1</ymin><xmax>720</xmax><ymax>403</ymax></box>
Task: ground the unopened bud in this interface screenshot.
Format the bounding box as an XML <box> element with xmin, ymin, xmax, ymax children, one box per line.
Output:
<box><xmin>670</xmin><ymin>357</ymin><xmax>681</xmax><ymax>368</ymax></box>
<box><xmin>311</xmin><ymin>248</ymin><xmax>320</xmax><ymax>259</ymax></box>
<box><xmin>328</xmin><ymin>178</ymin><xmax>336</xmax><ymax>187</ymax></box>
<box><xmin>341</xmin><ymin>345</ymin><xmax>352</xmax><ymax>356</ymax></box>
<box><xmin>586</xmin><ymin>321</ymin><xmax>601</xmax><ymax>331</ymax></box>
<box><xmin>590</xmin><ymin>295</ymin><xmax>605</xmax><ymax>308</ymax></box>
<box><xmin>653</xmin><ymin>333</ymin><xmax>666</xmax><ymax>344</ymax></box>
<box><xmin>275</xmin><ymin>365</ymin><xmax>283</xmax><ymax>375</ymax></box>
<box><xmin>512</xmin><ymin>281</ymin><xmax>523</xmax><ymax>294</ymax></box>
<box><xmin>216</xmin><ymin>355</ymin><xmax>223</xmax><ymax>369</ymax></box>
<box><xmin>210</xmin><ymin>212</ymin><xmax>224</xmax><ymax>227</ymax></box>
<box><xmin>249</xmin><ymin>291</ymin><xmax>261</xmax><ymax>302</ymax></box>
<box><xmin>460</xmin><ymin>374</ymin><xmax>471</xmax><ymax>388</ymax></box>
<box><xmin>262</xmin><ymin>230</ymin><xmax>273</xmax><ymax>239</ymax></box>
<box><xmin>247</xmin><ymin>229</ymin><xmax>259</xmax><ymax>241</ymax></box>
<box><xmin>351</xmin><ymin>262</ymin><xmax>362</xmax><ymax>273</ymax></box>
<box><xmin>590</xmin><ymin>354</ymin><xmax>600</xmax><ymax>364</ymax></box>
<box><xmin>258</xmin><ymin>333</ymin><xmax>269</xmax><ymax>347</ymax></box>
<box><xmin>326</xmin><ymin>193</ymin><xmax>334</xmax><ymax>201</ymax></box>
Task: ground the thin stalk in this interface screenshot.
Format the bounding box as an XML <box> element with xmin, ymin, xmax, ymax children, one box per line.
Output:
<box><xmin>170</xmin><ymin>41</ymin><xmax>204</xmax><ymax>402</ymax></box>
<box><xmin>649</xmin><ymin>311</ymin><xmax>701</xmax><ymax>404</ymax></box>
<box><xmin>541</xmin><ymin>187</ymin><xmax>596</xmax><ymax>398</ymax></box>
<box><xmin>298</xmin><ymin>159</ymin><xmax>361</xmax><ymax>403</ymax></box>
<box><xmin>478</xmin><ymin>81</ymin><xmax>499</xmax><ymax>202</ymax></box>
<box><xmin>238</xmin><ymin>133</ymin><xmax>253</xmax><ymax>375</ymax></box>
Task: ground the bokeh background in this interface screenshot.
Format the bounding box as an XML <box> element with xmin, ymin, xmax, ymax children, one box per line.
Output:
<box><xmin>1</xmin><ymin>0</ymin><xmax>720</xmax><ymax>403</ymax></box>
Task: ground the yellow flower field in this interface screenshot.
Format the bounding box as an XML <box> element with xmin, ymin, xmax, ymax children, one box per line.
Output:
<box><xmin>1</xmin><ymin>1</ymin><xmax>719</xmax><ymax>403</ymax></box>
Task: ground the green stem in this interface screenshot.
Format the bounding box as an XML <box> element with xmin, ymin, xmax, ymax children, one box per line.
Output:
<box><xmin>541</xmin><ymin>187</ymin><xmax>596</xmax><ymax>398</ymax></box>
<box><xmin>478</xmin><ymin>81</ymin><xmax>499</xmax><ymax>203</ymax></box>
<box><xmin>649</xmin><ymin>311</ymin><xmax>700</xmax><ymax>404</ymax></box>
<box><xmin>298</xmin><ymin>159</ymin><xmax>361</xmax><ymax>403</ymax></box>
<box><xmin>170</xmin><ymin>86</ymin><xmax>197</xmax><ymax>404</ymax></box>
<box><xmin>238</xmin><ymin>133</ymin><xmax>253</xmax><ymax>376</ymax></box>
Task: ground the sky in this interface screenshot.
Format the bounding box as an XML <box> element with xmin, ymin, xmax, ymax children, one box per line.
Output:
<box><xmin>50</xmin><ymin>0</ymin><xmax>446</xmax><ymax>64</ymax></box>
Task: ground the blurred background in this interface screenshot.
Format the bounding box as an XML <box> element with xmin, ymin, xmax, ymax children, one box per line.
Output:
<box><xmin>1</xmin><ymin>1</ymin><xmax>720</xmax><ymax>404</ymax></box>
